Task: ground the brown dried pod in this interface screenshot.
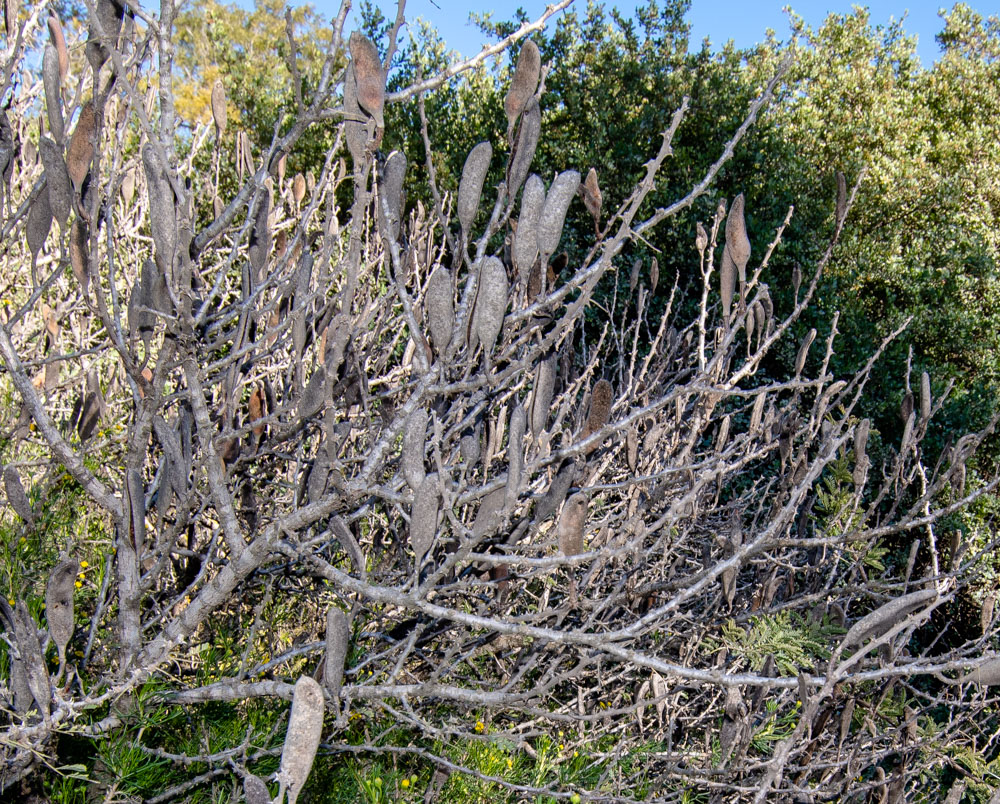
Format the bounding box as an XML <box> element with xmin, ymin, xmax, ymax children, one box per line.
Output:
<box><xmin>248</xmin><ymin>187</ymin><xmax>271</xmax><ymax>285</ymax></box>
<box><xmin>716</xmin><ymin>415</ymin><xmax>731</xmax><ymax>453</ymax></box>
<box><xmin>277</xmin><ymin>676</ymin><xmax>325</xmax><ymax>804</ymax></box>
<box><xmin>349</xmin><ymin>32</ymin><xmax>385</xmax><ymax>128</ymax></box>
<box><xmin>558</xmin><ymin>493</ymin><xmax>587</xmax><ymax>556</ymax></box>
<box><xmin>649</xmin><ymin>257</ymin><xmax>659</xmax><ymax>295</ymax></box>
<box><xmin>45</xmin><ymin>558</ymin><xmax>77</xmax><ymax>674</ymax></box>
<box><xmin>243</xmin><ymin>775</ymin><xmax>271</xmax><ymax>804</ymax></box>
<box><xmin>504</xmin><ymin>39</ymin><xmax>540</xmax><ymax>141</ymax></box>
<box><xmin>471</xmin><ymin>487</ymin><xmax>505</xmax><ymax>540</ymax></box>
<box><xmin>67</xmin><ymin>102</ymin><xmax>97</xmax><ymax>189</ymax></box>
<box><xmin>982</xmin><ymin>593</ymin><xmax>995</xmax><ymax>635</ymax></box>
<box><xmin>626</xmin><ymin>427</ymin><xmax>638</xmax><ymax>471</ymax></box>
<box><xmin>529</xmin><ymin>352</ymin><xmax>556</xmax><ymax>437</ymax></box>
<box><xmin>629</xmin><ymin>258</ymin><xmax>640</xmax><ymax>293</ymax></box>
<box><xmin>794</xmin><ymin>328</ymin><xmax>816</xmax><ymax>375</ymax></box>
<box><xmin>458</xmin><ymin>141</ymin><xmax>492</xmax><ymax>242</ymax></box>
<box><xmin>920</xmin><ymin>371</ymin><xmax>931</xmax><ymax>422</ymax></box>
<box><xmin>70</xmin><ymin>219</ymin><xmax>91</xmax><ymax>295</ymax></box>
<box><xmin>583</xmin><ymin>378</ymin><xmax>613</xmax><ymax>439</ymax></box>
<box><xmin>410</xmin><ymin>474</ymin><xmax>439</xmax><ymax>567</ymax></box>
<box><xmin>13</xmin><ymin>600</ymin><xmax>50</xmax><ymax>720</ymax></box>
<box><xmin>77</xmin><ymin>370</ymin><xmax>104</xmax><ymax>441</ymax></box>
<box><xmin>210</xmin><ymin>79</ymin><xmax>227</xmax><ymax>136</ymax></box>
<box><xmin>425</xmin><ymin>266</ymin><xmax>454</xmax><ymax>357</ymax></box>
<box><xmin>534</xmin><ymin>460</ymin><xmax>577</xmax><ymax>524</ymax></box>
<box><xmin>537</xmin><ymin>170</ymin><xmax>580</xmax><ymax>264</ymax></box>
<box><xmin>749</xmin><ymin>393</ymin><xmax>766</xmax><ymax>433</ymax></box>
<box><xmin>695</xmin><ymin>221</ymin><xmax>708</xmax><ymax>256</ymax></box>
<box><xmin>323</xmin><ymin>607</ymin><xmax>350</xmax><ymax>699</ymax></box>
<box><xmin>401</xmin><ymin>407</ymin><xmax>428</xmax><ymax>491</ymax></box>
<box><xmin>792</xmin><ymin>263</ymin><xmax>802</xmax><ymax>299</ymax></box>
<box><xmin>855</xmin><ymin>418</ymin><xmax>870</xmax><ymax>458</ymax></box>
<box><xmin>39</xmin><ymin>137</ymin><xmax>72</xmax><ymax>229</ymax></box>
<box><xmin>513</xmin><ymin>174</ymin><xmax>544</xmax><ymax>283</ymax></box>
<box><xmin>835</xmin><ymin>170</ymin><xmax>847</xmax><ymax>228</ymax></box>
<box><xmin>505</xmin><ymin>405</ymin><xmax>526</xmax><ymax>511</ymax></box>
<box><xmin>506</xmin><ymin>97</ymin><xmax>540</xmax><ymax>201</ymax></box>
<box><xmin>958</xmin><ymin>656</ymin><xmax>1000</xmax><ymax>687</ymax></box>
<box><xmin>343</xmin><ymin>61</ymin><xmax>367</xmax><ymax>167</ymax></box>
<box><xmin>725</xmin><ymin>193</ymin><xmax>751</xmax><ymax>288</ymax></box>
<box><xmin>292</xmin><ymin>172</ymin><xmax>306</xmax><ymax>204</ymax></box>
<box><xmin>842</xmin><ymin>588</ymin><xmax>938</xmax><ymax>649</ymax></box>
<box><xmin>378</xmin><ymin>150</ymin><xmax>406</xmax><ymax>243</ymax></box>
<box><xmin>299</xmin><ymin>366</ymin><xmax>328</xmax><ymax>421</ymax></box>
<box><xmin>460</xmin><ymin>428</ymin><xmax>481</xmax><ymax>466</ymax></box>
<box><xmin>900</xmin><ymin>390</ymin><xmax>914</xmax><ymax>425</ymax></box>
<box><xmin>719</xmin><ymin>248</ymin><xmax>735</xmax><ymax>324</ymax></box>
<box><xmin>143</xmin><ymin>143</ymin><xmax>177</xmax><ymax>272</ymax></box>
<box><xmin>26</xmin><ymin>187</ymin><xmax>53</xmax><ymax>275</ymax></box>
<box><xmin>581</xmin><ymin>167</ymin><xmax>601</xmax><ymax>225</ymax></box>
<box><xmin>472</xmin><ymin>257</ymin><xmax>508</xmax><ymax>358</ymax></box>
<box><xmin>43</xmin><ymin>45</ymin><xmax>64</xmax><ymax>144</ymax></box>
<box><xmin>47</xmin><ymin>15</ymin><xmax>69</xmax><ymax>79</ymax></box>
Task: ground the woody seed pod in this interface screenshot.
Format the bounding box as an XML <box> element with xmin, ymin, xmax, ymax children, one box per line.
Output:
<box><xmin>650</xmin><ymin>257</ymin><xmax>659</xmax><ymax>294</ymax></box>
<box><xmin>410</xmin><ymin>474</ymin><xmax>439</xmax><ymax>566</ymax></box>
<box><xmin>47</xmin><ymin>15</ymin><xmax>69</xmax><ymax>79</ymax></box>
<box><xmin>39</xmin><ymin>137</ymin><xmax>72</xmax><ymax>229</ymax></box>
<box><xmin>210</xmin><ymin>79</ymin><xmax>227</xmax><ymax>136</ymax></box>
<box><xmin>67</xmin><ymin>102</ymin><xmax>97</xmax><ymax>189</ymax></box>
<box><xmin>13</xmin><ymin>600</ymin><xmax>50</xmax><ymax>720</ymax></box>
<box><xmin>46</xmin><ymin>558</ymin><xmax>77</xmax><ymax>673</ymax></box>
<box><xmin>792</xmin><ymin>264</ymin><xmax>802</xmax><ymax>299</ymax></box>
<box><xmin>529</xmin><ymin>352</ymin><xmax>556</xmax><ymax>437</ymax></box>
<box><xmin>750</xmin><ymin>393</ymin><xmax>766</xmax><ymax>433</ymax></box>
<box><xmin>277</xmin><ymin>676</ymin><xmax>325</xmax><ymax>804</ymax></box>
<box><xmin>248</xmin><ymin>188</ymin><xmax>271</xmax><ymax>285</ymax></box>
<box><xmin>855</xmin><ymin>418</ymin><xmax>870</xmax><ymax>458</ymax></box>
<box><xmin>143</xmin><ymin>143</ymin><xmax>177</xmax><ymax>272</ymax></box>
<box><xmin>513</xmin><ymin>174</ymin><xmax>544</xmax><ymax>283</ymax></box>
<box><xmin>558</xmin><ymin>493</ymin><xmax>587</xmax><ymax>556</ymax></box>
<box><xmin>794</xmin><ymin>329</ymin><xmax>816</xmax><ymax>375</ymax></box>
<box><xmin>472</xmin><ymin>257</ymin><xmax>508</xmax><ymax>358</ymax></box>
<box><xmin>401</xmin><ymin>407</ymin><xmax>427</xmax><ymax>491</ymax></box>
<box><xmin>343</xmin><ymin>62</ymin><xmax>367</xmax><ymax>167</ymax></box>
<box><xmin>70</xmin><ymin>219</ymin><xmax>91</xmax><ymax>294</ymax></box>
<box><xmin>835</xmin><ymin>170</ymin><xmax>847</xmax><ymax>228</ymax></box>
<box><xmin>378</xmin><ymin>150</ymin><xmax>406</xmax><ymax>243</ymax></box>
<box><xmin>719</xmin><ymin>248</ymin><xmax>735</xmax><ymax>324</ymax></box>
<box><xmin>425</xmin><ymin>266</ymin><xmax>454</xmax><ymax>356</ymax></box>
<box><xmin>534</xmin><ymin>460</ymin><xmax>577</xmax><ymax>524</ymax></box>
<box><xmin>505</xmin><ymin>405</ymin><xmax>526</xmax><ymax>511</ymax></box>
<box><xmin>458</xmin><ymin>141</ymin><xmax>492</xmax><ymax>242</ymax></box>
<box><xmin>471</xmin><ymin>487</ymin><xmax>505</xmax><ymax>540</ymax></box>
<box><xmin>506</xmin><ymin>97</ymin><xmax>540</xmax><ymax>201</ymax></box>
<box><xmin>629</xmin><ymin>258</ymin><xmax>640</xmax><ymax>293</ymax></box>
<box><xmin>920</xmin><ymin>371</ymin><xmax>931</xmax><ymax>422</ymax></box>
<box><xmin>349</xmin><ymin>32</ymin><xmax>385</xmax><ymax>128</ymax></box>
<box><xmin>324</xmin><ymin>607</ymin><xmax>349</xmax><ymax>699</ymax></box>
<box><xmin>537</xmin><ymin>170</ymin><xmax>580</xmax><ymax>264</ymax></box>
<box><xmin>583</xmin><ymin>379</ymin><xmax>613</xmax><ymax>439</ymax></box>
<box><xmin>504</xmin><ymin>40</ymin><xmax>540</xmax><ymax>141</ymax></box>
<box><xmin>243</xmin><ymin>775</ymin><xmax>271</xmax><ymax>804</ymax></box>
<box><xmin>299</xmin><ymin>366</ymin><xmax>328</xmax><ymax>421</ymax></box>
<box><xmin>43</xmin><ymin>45</ymin><xmax>64</xmax><ymax>144</ymax></box>
<box><xmin>626</xmin><ymin>427</ymin><xmax>638</xmax><ymax>471</ymax></box>
<box><xmin>957</xmin><ymin>656</ymin><xmax>1000</xmax><ymax>687</ymax></box>
<box><xmin>716</xmin><ymin>415</ymin><xmax>731</xmax><ymax>453</ymax></box>
<box><xmin>842</xmin><ymin>588</ymin><xmax>938</xmax><ymax>649</ymax></box>
<box><xmin>725</xmin><ymin>193</ymin><xmax>751</xmax><ymax>288</ymax></box>
<box><xmin>292</xmin><ymin>172</ymin><xmax>306</xmax><ymax>204</ymax></box>
<box><xmin>695</xmin><ymin>221</ymin><xmax>708</xmax><ymax>255</ymax></box>
<box><xmin>581</xmin><ymin>167</ymin><xmax>601</xmax><ymax>225</ymax></box>
<box><xmin>26</xmin><ymin>188</ymin><xmax>53</xmax><ymax>270</ymax></box>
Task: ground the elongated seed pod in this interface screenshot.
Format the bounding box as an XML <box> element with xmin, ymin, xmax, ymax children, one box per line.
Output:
<box><xmin>716</xmin><ymin>415</ymin><xmax>731</xmax><ymax>453</ymax></box>
<box><xmin>458</xmin><ymin>141</ymin><xmax>492</xmax><ymax>242</ymax></box>
<box><xmin>410</xmin><ymin>474</ymin><xmax>439</xmax><ymax>566</ymax></box>
<box><xmin>39</xmin><ymin>138</ymin><xmax>71</xmax><ymax>229</ymax></box>
<box><xmin>629</xmin><ymin>258</ymin><xmax>640</xmax><ymax>293</ymax></box>
<box><xmin>343</xmin><ymin>62</ymin><xmax>367</xmax><ymax>167</ymax></box>
<box><xmin>842</xmin><ymin>588</ymin><xmax>938</xmax><ymax>649</ymax></box>
<box><xmin>43</xmin><ymin>45</ymin><xmax>64</xmax><ymax>144</ymax></box>
<box><xmin>473</xmin><ymin>257</ymin><xmax>508</xmax><ymax>358</ymax></box>
<box><xmin>26</xmin><ymin>188</ymin><xmax>53</xmax><ymax>269</ymax></box>
<box><xmin>750</xmin><ymin>392</ymin><xmax>766</xmax><ymax>433</ymax></box>
<box><xmin>529</xmin><ymin>352</ymin><xmax>556</xmax><ymax>437</ymax></box>
<box><xmin>67</xmin><ymin>102</ymin><xmax>97</xmax><ymax>189</ymax></box>
<box><xmin>506</xmin><ymin>405</ymin><xmax>526</xmax><ymax>512</ymax></box>
<box><xmin>378</xmin><ymin>150</ymin><xmax>406</xmax><ymax>243</ymax></box>
<box><xmin>581</xmin><ymin>167</ymin><xmax>601</xmax><ymax>225</ymax></box>
<box><xmin>795</xmin><ymin>328</ymin><xmax>816</xmax><ymax>375</ymax></box>
<box><xmin>958</xmin><ymin>656</ymin><xmax>1000</xmax><ymax>687</ymax></box>
<box><xmin>472</xmin><ymin>487</ymin><xmax>505</xmax><ymax>540</ymax></box>
<box><xmin>293</xmin><ymin>172</ymin><xmax>306</xmax><ymax>204</ymax></box>
<box><xmin>143</xmin><ymin>143</ymin><xmax>177</xmax><ymax>273</ymax></box>
<box><xmin>506</xmin><ymin>97</ymin><xmax>540</xmax><ymax>201</ymax></box>
<box><xmin>534</xmin><ymin>460</ymin><xmax>577</xmax><ymax>524</ymax></box>
<box><xmin>401</xmin><ymin>407</ymin><xmax>427</xmax><ymax>491</ymax></box>
<box><xmin>725</xmin><ymin>193</ymin><xmax>751</xmax><ymax>288</ymax></box>
<box><xmin>13</xmin><ymin>601</ymin><xmax>50</xmax><ymax>720</ymax></box>
<box><xmin>324</xmin><ymin>607</ymin><xmax>349</xmax><ymax>699</ymax></box>
<box><xmin>695</xmin><ymin>221</ymin><xmax>708</xmax><ymax>255</ymax></box>
<box><xmin>855</xmin><ymin>418</ymin><xmax>870</xmax><ymax>458</ymax></box>
<box><xmin>920</xmin><ymin>371</ymin><xmax>931</xmax><ymax>422</ymax></box>
<box><xmin>349</xmin><ymin>32</ymin><xmax>385</xmax><ymax>128</ymax></box>
<box><xmin>425</xmin><ymin>266</ymin><xmax>454</xmax><ymax>356</ymax></box>
<box><xmin>46</xmin><ymin>558</ymin><xmax>77</xmax><ymax>673</ymax></box>
<box><xmin>558</xmin><ymin>493</ymin><xmax>587</xmax><ymax>556</ymax></box>
<box><xmin>583</xmin><ymin>379</ymin><xmax>613</xmax><ymax>439</ymax></box>
<box><xmin>513</xmin><ymin>174</ymin><xmax>544</xmax><ymax>283</ymax></box>
<box><xmin>537</xmin><ymin>170</ymin><xmax>580</xmax><ymax>264</ymax></box>
<box><xmin>248</xmin><ymin>188</ymin><xmax>271</xmax><ymax>285</ymax></box>
<box><xmin>835</xmin><ymin>170</ymin><xmax>847</xmax><ymax>227</ymax></box>
<box><xmin>626</xmin><ymin>427</ymin><xmax>638</xmax><ymax>471</ymax></box>
<box><xmin>299</xmin><ymin>367</ymin><xmax>328</xmax><ymax>421</ymax></box>
<box><xmin>244</xmin><ymin>775</ymin><xmax>271</xmax><ymax>804</ymax></box>
<box><xmin>277</xmin><ymin>676</ymin><xmax>325</xmax><ymax>804</ymax></box>
<box><xmin>47</xmin><ymin>15</ymin><xmax>69</xmax><ymax>79</ymax></box>
<box><xmin>504</xmin><ymin>40</ymin><xmax>540</xmax><ymax>140</ymax></box>
<box><xmin>720</xmin><ymin>249</ymin><xmax>735</xmax><ymax>324</ymax></box>
<box><xmin>650</xmin><ymin>257</ymin><xmax>659</xmax><ymax>294</ymax></box>
<box><xmin>70</xmin><ymin>219</ymin><xmax>91</xmax><ymax>294</ymax></box>
<box><xmin>210</xmin><ymin>79</ymin><xmax>227</xmax><ymax>135</ymax></box>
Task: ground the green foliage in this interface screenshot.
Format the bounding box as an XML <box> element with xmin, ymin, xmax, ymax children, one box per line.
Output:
<box><xmin>707</xmin><ymin>612</ymin><xmax>843</xmax><ymax>676</ymax></box>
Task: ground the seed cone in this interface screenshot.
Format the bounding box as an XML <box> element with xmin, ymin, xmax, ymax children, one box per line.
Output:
<box><xmin>277</xmin><ymin>676</ymin><xmax>325</xmax><ymax>804</ymax></box>
<box><xmin>920</xmin><ymin>371</ymin><xmax>931</xmax><ymax>422</ymax></box>
<box><xmin>248</xmin><ymin>187</ymin><xmax>271</xmax><ymax>285</ymax></box>
<box><xmin>458</xmin><ymin>141</ymin><xmax>492</xmax><ymax>243</ymax></box>
<box><xmin>506</xmin><ymin>97</ymin><xmax>540</xmax><ymax>201</ymax></box>
<box><xmin>378</xmin><ymin>150</ymin><xmax>406</xmax><ymax>243</ymax></box>
<box><xmin>67</xmin><ymin>102</ymin><xmax>97</xmax><ymax>189</ymax></box>
<box><xmin>401</xmin><ymin>407</ymin><xmax>428</xmax><ymax>491</ymax></box>
<box><xmin>725</xmin><ymin>193</ymin><xmax>751</xmax><ymax>289</ymax></box>
<box><xmin>46</xmin><ymin>558</ymin><xmax>78</xmax><ymax>673</ymax></box>
<box><xmin>794</xmin><ymin>329</ymin><xmax>816</xmax><ymax>375</ymax></box>
<box><xmin>410</xmin><ymin>474</ymin><xmax>439</xmax><ymax>567</ymax></box>
<box><xmin>582</xmin><ymin>379</ymin><xmax>613</xmax><ymax>439</ymax></box>
<box><xmin>43</xmin><ymin>45</ymin><xmax>64</xmax><ymax>144</ymax></box>
<box><xmin>26</xmin><ymin>187</ymin><xmax>53</xmax><ymax>270</ymax></box>
<box><xmin>472</xmin><ymin>257</ymin><xmax>508</xmax><ymax>358</ymax></box>
<box><xmin>425</xmin><ymin>266</ymin><xmax>454</xmax><ymax>356</ymax></box>
<box><xmin>514</xmin><ymin>174</ymin><xmax>545</xmax><ymax>283</ymax></box>
<box><xmin>537</xmin><ymin>170</ymin><xmax>580</xmax><ymax>264</ymax></box>
<box><xmin>210</xmin><ymin>79</ymin><xmax>227</xmax><ymax>136</ymax></box>
<box><xmin>343</xmin><ymin>61</ymin><xmax>367</xmax><ymax>167</ymax></box>
<box><xmin>505</xmin><ymin>40</ymin><xmax>541</xmax><ymax>141</ymax></box>
<box><xmin>581</xmin><ymin>167</ymin><xmax>601</xmax><ymax>226</ymax></box>
<box><xmin>558</xmin><ymin>493</ymin><xmax>587</xmax><ymax>556</ymax></box>
<box><xmin>13</xmin><ymin>600</ymin><xmax>50</xmax><ymax>720</ymax></box>
<box><xmin>349</xmin><ymin>32</ymin><xmax>385</xmax><ymax>128</ymax></box>
<box><xmin>529</xmin><ymin>352</ymin><xmax>556</xmax><ymax>438</ymax></box>
<box><xmin>506</xmin><ymin>405</ymin><xmax>526</xmax><ymax>511</ymax></box>
<box><xmin>39</xmin><ymin>137</ymin><xmax>72</xmax><ymax>229</ymax></box>
<box><xmin>720</xmin><ymin>249</ymin><xmax>735</xmax><ymax>324</ymax></box>
<box><xmin>324</xmin><ymin>607</ymin><xmax>350</xmax><ymax>699</ymax></box>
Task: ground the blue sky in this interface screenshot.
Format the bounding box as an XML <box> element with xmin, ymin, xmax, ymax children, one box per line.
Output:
<box><xmin>295</xmin><ymin>0</ymin><xmax>992</xmax><ymax>66</ymax></box>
